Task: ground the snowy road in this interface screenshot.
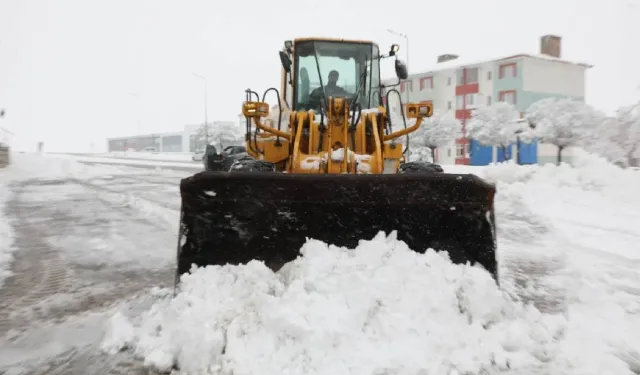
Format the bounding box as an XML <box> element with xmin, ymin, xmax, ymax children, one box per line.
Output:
<box><xmin>0</xmin><ymin>153</ymin><xmax>639</xmax><ymax>374</ymax></box>
<box><xmin>0</xmin><ymin>154</ymin><xmax>186</xmax><ymax>374</ymax></box>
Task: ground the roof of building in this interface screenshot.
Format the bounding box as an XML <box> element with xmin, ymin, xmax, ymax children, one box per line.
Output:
<box><xmin>393</xmin><ymin>52</ymin><xmax>592</xmax><ymax>82</ymax></box>
<box><xmin>107</xmin><ymin>131</ymin><xmax>183</xmax><ymax>141</ymax></box>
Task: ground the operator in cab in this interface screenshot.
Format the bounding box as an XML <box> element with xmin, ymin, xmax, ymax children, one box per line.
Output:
<box><xmin>308</xmin><ymin>70</ymin><xmax>349</xmax><ymax>111</ymax></box>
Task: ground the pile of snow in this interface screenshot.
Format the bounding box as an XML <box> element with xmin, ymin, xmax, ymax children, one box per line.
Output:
<box><xmin>478</xmin><ymin>149</ymin><xmax>639</xmax><ymax>193</ymax></box>
<box><xmin>101</xmin><ymin>232</ymin><xmax>632</xmax><ymax>375</ymax></box>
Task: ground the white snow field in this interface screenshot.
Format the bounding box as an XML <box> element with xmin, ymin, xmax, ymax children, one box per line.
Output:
<box><xmin>0</xmin><ymin>153</ymin><xmax>186</xmax><ymax>374</ymax></box>
<box><xmin>99</xmin><ymin>151</ymin><xmax>640</xmax><ymax>375</ymax></box>
<box><xmin>48</xmin><ymin>152</ymin><xmax>204</xmax><ymax>170</ymax></box>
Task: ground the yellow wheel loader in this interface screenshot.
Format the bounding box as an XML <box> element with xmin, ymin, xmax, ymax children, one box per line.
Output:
<box><xmin>176</xmin><ymin>38</ymin><xmax>498</xmax><ymax>284</ymax></box>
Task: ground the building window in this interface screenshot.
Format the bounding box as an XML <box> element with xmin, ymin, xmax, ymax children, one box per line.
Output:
<box><xmin>456</xmin><ymin>68</ymin><xmax>479</xmax><ymax>85</ymax></box>
<box><xmin>456</xmin><ymin>143</ymin><xmax>466</xmax><ymax>158</ymax></box>
<box><xmin>400</xmin><ymin>81</ymin><xmax>413</xmax><ymax>93</ymax></box>
<box><xmin>448</xmin><ymin>101</ymin><xmax>452</xmax><ymax>109</ymax></box>
<box><xmin>419</xmin><ymin>76</ymin><xmax>433</xmax><ymax>90</ymax></box>
<box><xmin>499</xmin><ymin>63</ymin><xmax>517</xmax><ymax>79</ymax></box>
<box><xmin>466</xmin><ymin>68</ymin><xmax>478</xmax><ymax>84</ymax></box>
<box><xmin>456</xmin><ymin>95</ymin><xmax>464</xmax><ymax>109</ymax></box>
<box><xmin>499</xmin><ymin>90</ymin><xmax>517</xmax><ymax>105</ymax></box>
<box><xmin>447</xmin><ymin>148</ymin><xmax>452</xmax><ymax>157</ymax></box>
<box><xmin>487</xmin><ymin>71</ymin><xmax>492</xmax><ymax>80</ymax></box>
<box><xmin>487</xmin><ymin>96</ymin><xmax>492</xmax><ymax>105</ymax></box>
<box><xmin>447</xmin><ymin>77</ymin><xmax>452</xmax><ymax>86</ymax></box>
<box><xmin>465</xmin><ymin>93</ymin><xmax>477</xmax><ymax>107</ymax></box>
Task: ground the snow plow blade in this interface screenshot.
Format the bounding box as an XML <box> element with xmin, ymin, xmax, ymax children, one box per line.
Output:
<box><xmin>177</xmin><ymin>171</ymin><xmax>498</xmax><ymax>279</ymax></box>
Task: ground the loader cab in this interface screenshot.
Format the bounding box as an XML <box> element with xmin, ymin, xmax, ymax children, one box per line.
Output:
<box><xmin>281</xmin><ymin>39</ymin><xmax>382</xmax><ymax>113</ymax></box>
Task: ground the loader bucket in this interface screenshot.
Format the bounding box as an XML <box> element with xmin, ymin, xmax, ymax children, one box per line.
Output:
<box><xmin>177</xmin><ymin>171</ymin><xmax>498</xmax><ymax>279</ymax></box>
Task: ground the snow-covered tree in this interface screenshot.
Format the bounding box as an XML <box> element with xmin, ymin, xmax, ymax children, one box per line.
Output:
<box><xmin>413</xmin><ymin>110</ymin><xmax>462</xmax><ymax>162</ymax></box>
<box><xmin>581</xmin><ymin>116</ymin><xmax>628</xmax><ymax>167</ymax></box>
<box><xmin>614</xmin><ymin>102</ymin><xmax>640</xmax><ymax>166</ymax></box>
<box><xmin>525</xmin><ymin>97</ymin><xmax>603</xmax><ymax>164</ymax></box>
<box><xmin>265</xmin><ymin>104</ymin><xmax>291</xmax><ymax>129</ymax></box>
<box><xmin>467</xmin><ymin>101</ymin><xmax>522</xmax><ymax>160</ymax></box>
<box><xmin>195</xmin><ymin>121</ymin><xmax>245</xmax><ymax>151</ymax></box>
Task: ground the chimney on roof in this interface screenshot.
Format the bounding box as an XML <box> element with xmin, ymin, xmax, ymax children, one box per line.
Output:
<box><xmin>437</xmin><ymin>54</ymin><xmax>459</xmax><ymax>63</ymax></box>
<box><xmin>540</xmin><ymin>34</ymin><xmax>561</xmax><ymax>58</ymax></box>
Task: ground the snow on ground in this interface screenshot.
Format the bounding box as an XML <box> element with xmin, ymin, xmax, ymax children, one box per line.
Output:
<box><xmin>103</xmin><ymin>151</ymin><xmax>196</xmax><ymax>162</ymax></box>
<box><xmin>48</xmin><ymin>153</ymin><xmax>203</xmax><ymax>170</ymax></box>
<box><xmin>0</xmin><ymin>165</ymin><xmax>16</xmax><ymax>287</ymax></box>
<box><xmin>101</xmin><ymin>151</ymin><xmax>640</xmax><ymax>374</ymax></box>
<box><xmin>0</xmin><ymin>152</ymin><xmax>187</xmax><ymax>373</ymax></box>
<box><xmin>0</xmin><ymin>153</ymin><xmax>187</xmax><ymax>284</ymax></box>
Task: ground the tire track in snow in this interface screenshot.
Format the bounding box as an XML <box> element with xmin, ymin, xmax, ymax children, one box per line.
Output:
<box><xmin>499</xmin><ymin>240</ymin><xmax>569</xmax><ymax>315</ymax></box>
<box><xmin>0</xmin><ymin>181</ymin><xmax>73</xmax><ymax>336</ymax></box>
<box><xmin>0</xmin><ymin>177</ymin><xmax>176</xmax><ymax>374</ymax></box>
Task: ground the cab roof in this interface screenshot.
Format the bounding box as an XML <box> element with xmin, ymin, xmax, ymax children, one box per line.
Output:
<box><xmin>293</xmin><ymin>37</ymin><xmax>378</xmax><ymax>47</ymax></box>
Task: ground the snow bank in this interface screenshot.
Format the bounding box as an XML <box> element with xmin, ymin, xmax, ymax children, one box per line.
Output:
<box><xmin>50</xmin><ymin>154</ymin><xmax>202</xmax><ymax>170</ymax></box>
<box><xmin>104</xmin><ymin>151</ymin><xmax>195</xmax><ymax>162</ymax></box>
<box><xmin>478</xmin><ymin>150</ymin><xmax>639</xmax><ymax>194</ymax></box>
<box><xmin>6</xmin><ymin>153</ymin><xmax>130</xmax><ymax>181</ymax></box>
<box><xmin>102</xmin><ymin>232</ymin><xmax>631</xmax><ymax>375</ymax></box>
<box><xmin>0</xmin><ymin>166</ymin><xmax>16</xmax><ymax>287</ymax></box>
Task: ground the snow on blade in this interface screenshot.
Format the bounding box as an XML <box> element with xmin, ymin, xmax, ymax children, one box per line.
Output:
<box><xmin>104</xmin><ymin>232</ymin><xmax>589</xmax><ymax>375</ymax></box>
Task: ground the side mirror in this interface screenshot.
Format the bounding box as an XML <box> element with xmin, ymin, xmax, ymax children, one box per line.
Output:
<box><xmin>395</xmin><ymin>59</ymin><xmax>408</xmax><ymax>80</ymax></box>
<box><xmin>389</xmin><ymin>44</ymin><xmax>400</xmax><ymax>56</ymax></box>
<box><xmin>279</xmin><ymin>51</ymin><xmax>292</xmax><ymax>73</ymax></box>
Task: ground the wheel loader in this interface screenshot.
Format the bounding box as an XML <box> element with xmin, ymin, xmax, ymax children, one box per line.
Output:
<box><xmin>176</xmin><ymin>37</ymin><xmax>498</xmax><ymax>285</ymax></box>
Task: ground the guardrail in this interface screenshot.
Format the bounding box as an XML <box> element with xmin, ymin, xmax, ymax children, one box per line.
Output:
<box><xmin>0</xmin><ymin>144</ymin><xmax>9</xmax><ymax>168</ymax></box>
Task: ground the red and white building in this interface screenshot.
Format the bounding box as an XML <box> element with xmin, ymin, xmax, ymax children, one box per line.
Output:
<box><xmin>383</xmin><ymin>34</ymin><xmax>591</xmax><ymax>165</ymax></box>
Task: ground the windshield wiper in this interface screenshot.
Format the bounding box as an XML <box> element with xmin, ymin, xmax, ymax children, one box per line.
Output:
<box><xmin>312</xmin><ymin>42</ymin><xmax>328</xmax><ymax>114</ymax></box>
<box><xmin>350</xmin><ymin>61</ymin><xmax>368</xmax><ymax>111</ymax></box>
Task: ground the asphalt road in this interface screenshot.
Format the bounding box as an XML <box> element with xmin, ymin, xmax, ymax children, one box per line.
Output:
<box><xmin>0</xmin><ymin>168</ymin><xmax>188</xmax><ymax>374</ymax></box>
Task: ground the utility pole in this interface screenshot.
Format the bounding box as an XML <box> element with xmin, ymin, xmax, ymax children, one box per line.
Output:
<box><xmin>192</xmin><ymin>72</ymin><xmax>209</xmax><ymax>145</ymax></box>
<box><xmin>127</xmin><ymin>93</ymin><xmax>142</xmax><ymax>135</ymax></box>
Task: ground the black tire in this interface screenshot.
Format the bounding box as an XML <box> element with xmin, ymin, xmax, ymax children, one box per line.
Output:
<box><xmin>229</xmin><ymin>156</ymin><xmax>276</xmax><ymax>172</ymax></box>
<box><xmin>398</xmin><ymin>161</ymin><xmax>444</xmax><ymax>173</ymax></box>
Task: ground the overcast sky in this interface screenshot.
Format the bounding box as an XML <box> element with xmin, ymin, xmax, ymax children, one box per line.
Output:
<box><xmin>1</xmin><ymin>0</ymin><xmax>638</xmax><ymax>152</ymax></box>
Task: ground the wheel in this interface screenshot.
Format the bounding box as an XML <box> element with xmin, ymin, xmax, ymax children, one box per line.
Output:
<box><xmin>229</xmin><ymin>156</ymin><xmax>276</xmax><ymax>172</ymax></box>
<box><xmin>398</xmin><ymin>161</ymin><xmax>444</xmax><ymax>173</ymax></box>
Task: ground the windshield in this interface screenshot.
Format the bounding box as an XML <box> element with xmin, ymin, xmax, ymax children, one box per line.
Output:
<box><xmin>294</xmin><ymin>41</ymin><xmax>380</xmax><ymax>112</ymax></box>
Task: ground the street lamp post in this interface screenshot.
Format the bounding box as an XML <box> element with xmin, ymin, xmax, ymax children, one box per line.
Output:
<box><xmin>127</xmin><ymin>92</ymin><xmax>142</xmax><ymax>135</ymax></box>
<box><xmin>192</xmin><ymin>72</ymin><xmax>209</xmax><ymax>131</ymax></box>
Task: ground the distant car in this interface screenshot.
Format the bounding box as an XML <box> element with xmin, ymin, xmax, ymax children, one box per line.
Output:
<box><xmin>221</xmin><ymin>145</ymin><xmax>247</xmax><ymax>156</ymax></box>
<box><xmin>142</xmin><ymin>146</ymin><xmax>157</xmax><ymax>153</ymax></box>
<box><xmin>203</xmin><ymin>145</ymin><xmax>248</xmax><ymax>171</ymax></box>
<box><xmin>192</xmin><ymin>150</ymin><xmax>205</xmax><ymax>161</ymax></box>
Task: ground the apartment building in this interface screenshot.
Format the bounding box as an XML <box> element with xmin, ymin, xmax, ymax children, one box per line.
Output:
<box><xmin>382</xmin><ymin>35</ymin><xmax>592</xmax><ymax>165</ymax></box>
